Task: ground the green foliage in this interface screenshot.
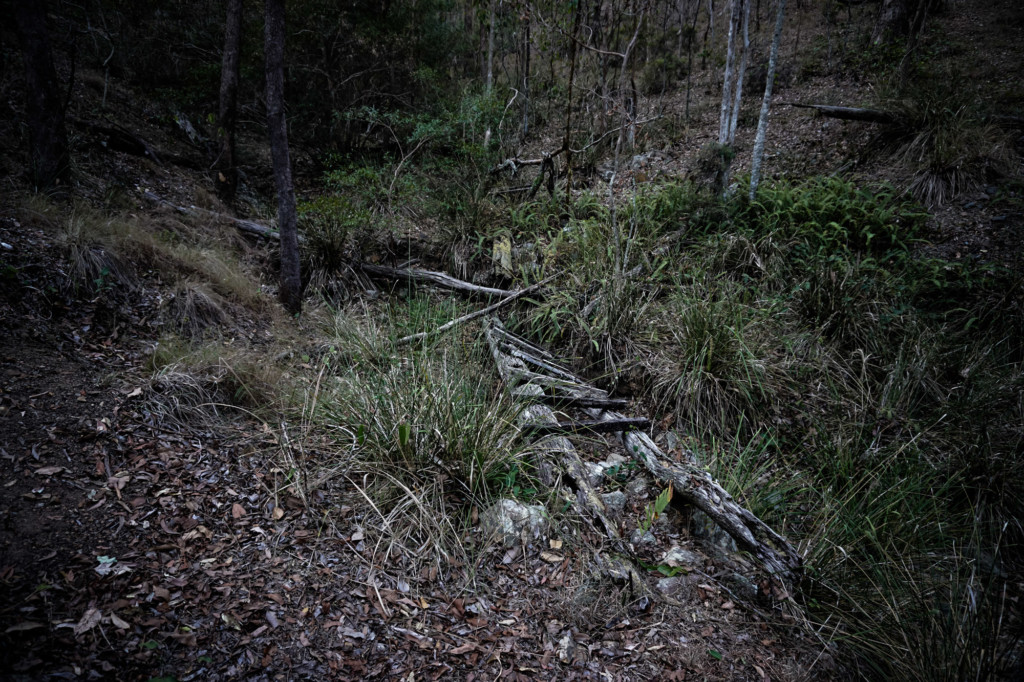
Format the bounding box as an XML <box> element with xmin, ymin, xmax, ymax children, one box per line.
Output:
<box><xmin>639</xmin><ymin>484</ymin><xmax>672</xmax><ymax>533</ymax></box>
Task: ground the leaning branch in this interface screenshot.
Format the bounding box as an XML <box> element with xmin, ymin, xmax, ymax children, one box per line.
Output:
<box><xmin>360</xmin><ymin>263</ymin><xmax>519</xmax><ymax>299</ymax></box>
<box><xmin>395</xmin><ymin>273</ymin><xmax>559</xmax><ymax>346</ymax></box>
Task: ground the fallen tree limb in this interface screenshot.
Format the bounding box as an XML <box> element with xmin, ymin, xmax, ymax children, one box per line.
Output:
<box><xmin>486</xmin><ymin>316</ymin><xmax>803</xmax><ymax>586</ymax></box>
<box><xmin>360</xmin><ymin>263</ymin><xmax>518</xmax><ymax>299</ymax></box>
<box><xmin>520</xmin><ymin>417</ymin><xmax>649</xmax><ymax>439</ymax></box>
<box><xmin>395</xmin><ymin>272</ymin><xmax>559</xmax><ymax>346</ymax></box>
<box><xmin>782</xmin><ymin>102</ymin><xmax>898</xmax><ymax>125</ymax></box>
<box><xmin>518</xmin><ymin>393</ymin><xmax>630</xmax><ymax>410</ymax></box>
<box><xmin>143</xmin><ymin>191</ymin><xmax>283</xmax><ymax>241</ymax></box>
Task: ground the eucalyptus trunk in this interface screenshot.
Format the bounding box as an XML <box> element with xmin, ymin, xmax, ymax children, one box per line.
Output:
<box><xmin>749</xmin><ymin>0</ymin><xmax>786</xmax><ymax>200</ymax></box>
<box><xmin>14</xmin><ymin>0</ymin><xmax>69</xmax><ymax>190</ymax></box>
<box><xmin>264</xmin><ymin>0</ymin><xmax>302</xmax><ymax>315</ymax></box>
<box><xmin>216</xmin><ymin>0</ymin><xmax>243</xmax><ymax>201</ymax></box>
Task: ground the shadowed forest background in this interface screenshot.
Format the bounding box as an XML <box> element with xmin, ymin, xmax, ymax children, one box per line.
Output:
<box><xmin>1</xmin><ymin>0</ymin><xmax>1023</xmax><ymax>679</ymax></box>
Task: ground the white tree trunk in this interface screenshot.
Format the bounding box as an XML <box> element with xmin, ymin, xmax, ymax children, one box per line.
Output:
<box><xmin>718</xmin><ymin>0</ymin><xmax>739</xmax><ymax>145</ymax></box>
<box><xmin>749</xmin><ymin>0</ymin><xmax>787</xmax><ymax>200</ymax></box>
<box><xmin>727</xmin><ymin>0</ymin><xmax>750</xmax><ymax>143</ymax></box>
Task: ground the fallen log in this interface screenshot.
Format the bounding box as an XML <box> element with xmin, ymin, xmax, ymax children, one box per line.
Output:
<box><xmin>517</xmin><ymin>393</ymin><xmax>630</xmax><ymax>410</ymax></box>
<box><xmin>486</xmin><ymin>316</ymin><xmax>803</xmax><ymax>586</ymax></box>
<box><xmin>520</xmin><ymin>417</ymin><xmax>649</xmax><ymax>439</ymax></box>
<box><xmin>783</xmin><ymin>102</ymin><xmax>898</xmax><ymax>125</ymax></box>
<box><xmin>360</xmin><ymin>263</ymin><xmax>518</xmax><ymax>299</ymax></box>
<box><xmin>143</xmin><ymin>191</ymin><xmax>283</xmax><ymax>241</ymax></box>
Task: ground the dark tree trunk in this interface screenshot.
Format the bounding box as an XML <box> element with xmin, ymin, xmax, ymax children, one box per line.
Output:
<box><xmin>264</xmin><ymin>0</ymin><xmax>302</xmax><ymax>315</ymax></box>
<box><xmin>14</xmin><ymin>0</ymin><xmax>70</xmax><ymax>190</ymax></box>
<box><xmin>873</xmin><ymin>0</ymin><xmax>937</xmax><ymax>44</ymax></box>
<box><xmin>216</xmin><ymin>0</ymin><xmax>243</xmax><ymax>201</ymax></box>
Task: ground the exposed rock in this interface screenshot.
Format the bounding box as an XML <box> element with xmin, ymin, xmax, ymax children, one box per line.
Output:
<box><xmin>661</xmin><ymin>546</ymin><xmax>702</xmax><ymax>568</ymax></box>
<box><xmin>600</xmin><ymin>491</ymin><xmax>627</xmax><ymax>518</ymax></box>
<box><xmin>630</xmin><ymin>528</ymin><xmax>656</xmax><ymax>547</ymax></box>
<box><xmin>584</xmin><ymin>461</ymin><xmax>605</xmax><ymax>488</ymax></box>
<box><xmin>625</xmin><ymin>477</ymin><xmax>649</xmax><ymax>499</ymax></box>
<box><xmin>656</xmin><ymin>575</ymin><xmax>694</xmax><ymax>598</ymax></box>
<box><xmin>479</xmin><ymin>499</ymin><xmax>547</xmax><ymax>545</ymax></box>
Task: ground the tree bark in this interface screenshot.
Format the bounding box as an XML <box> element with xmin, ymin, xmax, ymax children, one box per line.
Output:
<box><xmin>727</xmin><ymin>0</ymin><xmax>750</xmax><ymax>143</ymax></box>
<box><xmin>14</xmin><ymin>0</ymin><xmax>70</xmax><ymax>190</ymax></box>
<box><xmin>216</xmin><ymin>0</ymin><xmax>243</xmax><ymax>202</ymax></box>
<box><xmin>749</xmin><ymin>0</ymin><xmax>787</xmax><ymax>200</ymax></box>
<box><xmin>264</xmin><ymin>0</ymin><xmax>302</xmax><ymax>315</ymax></box>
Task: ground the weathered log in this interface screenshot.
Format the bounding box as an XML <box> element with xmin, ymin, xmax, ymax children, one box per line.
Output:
<box><xmin>485</xmin><ymin>316</ymin><xmax>803</xmax><ymax>585</ymax></box>
<box><xmin>517</xmin><ymin>393</ymin><xmax>630</xmax><ymax>410</ymax></box>
<box><xmin>784</xmin><ymin>102</ymin><xmax>898</xmax><ymax>125</ymax></box>
<box><xmin>360</xmin><ymin>263</ymin><xmax>516</xmax><ymax>299</ymax></box>
<box><xmin>520</xmin><ymin>417</ymin><xmax>649</xmax><ymax>439</ymax></box>
<box><xmin>143</xmin><ymin>191</ymin><xmax>283</xmax><ymax>241</ymax></box>
<box><xmin>484</xmin><ymin>322</ymin><xmax>619</xmax><ymax>540</ymax></box>
<box><xmin>588</xmin><ymin>409</ymin><xmax>803</xmax><ymax>582</ymax></box>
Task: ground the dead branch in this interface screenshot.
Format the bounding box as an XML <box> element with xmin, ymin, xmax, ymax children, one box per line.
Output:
<box><xmin>782</xmin><ymin>102</ymin><xmax>898</xmax><ymax>125</ymax></box>
<box><xmin>520</xmin><ymin>417</ymin><xmax>649</xmax><ymax>438</ymax></box>
<box><xmin>142</xmin><ymin>191</ymin><xmax>283</xmax><ymax>241</ymax></box>
<box><xmin>359</xmin><ymin>263</ymin><xmax>520</xmax><ymax>299</ymax></box>
<box><xmin>394</xmin><ymin>272</ymin><xmax>559</xmax><ymax>346</ymax></box>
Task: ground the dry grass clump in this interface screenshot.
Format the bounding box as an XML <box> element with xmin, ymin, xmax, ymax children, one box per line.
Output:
<box><xmin>162</xmin><ymin>282</ymin><xmax>235</xmax><ymax>338</ymax></box>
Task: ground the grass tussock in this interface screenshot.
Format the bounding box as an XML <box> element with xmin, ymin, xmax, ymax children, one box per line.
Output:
<box><xmin>283</xmin><ymin>303</ymin><xmax>537</xmax><ymax>568</ymax></box>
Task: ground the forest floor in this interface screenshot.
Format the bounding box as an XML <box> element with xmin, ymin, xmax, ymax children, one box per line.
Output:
<box><xmin>2</xmin><ymin>0</ymin><xmax>1023</xmax><ymax>680</ymax></box>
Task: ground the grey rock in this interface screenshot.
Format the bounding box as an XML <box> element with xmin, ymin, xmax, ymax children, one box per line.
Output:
<box><xmin>656</xmin><ymin>576</ymin><xmax>692</xmax><ymax>597</ymax></box>
<box><xmin>601</xmin><ymin>491</ymin><xmax>627</xmax><ymax>518</ymax></box>
<box><xmin>479</xmin><ymin>499</ymin><xmax>547</xmax><ymax>545</ymax></box>
<box><xmin>584</xmin><ymin>462</ymin><xmax>605</xmax><ymax>488</ymax></box>
<box><xmin>661</xmin><ymin>546</ymin><xmax>702</xmax><ymax>568</ymax></box>
<box><xmin>630</xmin><ymin>528</ymin><xmax>657</xmax><ymax>547</ymax></box>
<box><xmin>625</xmin><ymin>477</ymin><xmax>649</xmax><ymax>499</ymax></box>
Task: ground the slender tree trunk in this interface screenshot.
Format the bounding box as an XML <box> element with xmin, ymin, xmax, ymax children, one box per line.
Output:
<box><xmin>522</xmin><ymin>11</ymin><xmax>531</xmax><ymax>137</ymax></box>
<box><xmin>486</xmin><ymin>0</ymin><xmax>495</xmax><ymax>92</ymax></box>
<box><xmin>216</xmin><ymin>0</ymin><xmax>243</xmax><ymax>201</ymax></box>
<box><xmin>14</xmin><ymin>0</ymin><xmax>69</xmax><ymax>191</ymax></box>
<box><xmin>718</xmin><ymin>0</ymin><xmax>740</xmax><ymax>145</ymax></box>
<box><xmin>749</xmin><ymin>0</ymin><xmax>786</xmax><ymax>200</ymax></box>
<box><xmin>727</xmin><ymin>0</ymin><xmax>750</xmax><ymax>142</ymax></box>
<box><xmin>264</xmin><ymin>0</ymin><xmax>302</xmax><ymax>315</ymax></box>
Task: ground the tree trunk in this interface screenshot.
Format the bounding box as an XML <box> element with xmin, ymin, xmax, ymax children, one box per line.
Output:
<box><xmin>749</xmin><ymin>0</ymin><xmax>786</xmax><ymax>200</ymax></box>
<box><xmin>14</xmin><ymin>0</ymin><xmax>70</xmax><ymax>191</ymax></box>
<box><xmin>873</xmin><ymin>0</ymin><xmax>936</xmax><ymax>45</ymax></box>
<box><xmin>727</xmin><ymin>0</ymin><xmax>750</xmax><ymax>143</ymax></box>
<box><xmin>264</xmin><ymin>0</ymin><xmax>302</xmax><ymax>315</ymax></box>
<box><xmin>216</xmin><ymin>0</ymin><xmax>243</xmax><ymax>202</ymax></box>
<box><xmin>718</xmin><ymin>0</ymin><xmax>740</xmax><ymax>145</ymax></box>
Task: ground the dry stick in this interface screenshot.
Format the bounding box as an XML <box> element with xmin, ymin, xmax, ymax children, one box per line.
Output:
<box><xmin>394</xmin><ymin>273</ymin><xmax>559</xmax><ymax>346</ymax></box>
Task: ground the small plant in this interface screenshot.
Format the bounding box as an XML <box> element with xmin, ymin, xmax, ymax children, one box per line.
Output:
<box><xmin>639</xmin><ymin>484</ymin><xmax>673</xmax><ymax>533</ymax></box>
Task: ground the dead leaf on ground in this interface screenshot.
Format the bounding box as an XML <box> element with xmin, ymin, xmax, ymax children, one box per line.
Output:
<box><xmin>74</xmin><ymin>607</ymin><xmax>103</xmax><ymax>636</ymax></box>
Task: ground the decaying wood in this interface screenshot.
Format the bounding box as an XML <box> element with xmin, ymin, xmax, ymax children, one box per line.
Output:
<box><xmin>143</xmin><ymin>191</ymin><xmax>283</xmax><ymax>241</ymax></box>
<box><xmin>72</xmin><ymin>118</ymin><xmax>164</xmax><ymax>165</ymax></box>
<box><xmin>360</xmin><ymin>263</ymin><xmax>517</xmax><ymax>299</ymax></box>
<box><xmin>783</xmin><ymin>102</ymin><xmax>898</xmax><ymax>125</ymax></box>
<box><xmin>520</xmin><ymin>417</ymin><xmax>649</xmax><ymax>439</ymax></box>
<box><xmin>588</xmin><ymin>409</ymin><xmax>802</xmax><ymax>581</ymax></box>
<box><xmin>517</xmin><ymin>393</ymin><xmax>630</xmax><ymax>410</ymax></box>
<box><xmin>485</xmin><ymin>316</ymin><xmax>803</xmax><ymax>586</ymax></box>
<box><xmin>484</xmin><ymin>324</ymin><xmax>619</xmax><ymax>541</ymax></box>
<box><xmin>394</xmin><ymin>272</ymin><xmax>559</xmax><ymax>346</ymax></box>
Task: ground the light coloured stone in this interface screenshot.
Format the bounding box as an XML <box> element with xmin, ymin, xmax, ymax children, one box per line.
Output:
<box><xmin>601</xmin><ymin>491</ymin><xmax>627</xmax><ymax>518</ymax></box>
<box><xmin>479</xmin><ymin>499</ymin><xmax>547</xmax><ymax>545</ymax></box>
<box><xmin>661</xmin><ymin>546</ymin><xmax>702</xmax><ymax>568</ymax></box>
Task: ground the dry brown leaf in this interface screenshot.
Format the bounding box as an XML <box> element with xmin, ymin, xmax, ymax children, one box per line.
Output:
<box><xmin>33</xmin><ymin>466</ymin><xmax>64</xmax><ymax>476</ymax></box>
<box><xmin>450</xmin><ymin>642</ymin><xmax>476</xmax><ymax>654</ymax></box>
<box><xmin>74</xmin><ymin>607</ymin><xmax>102</xmax><ymax>636</ymax></box>
<box><xmin>5</xmin><ymin>621</ymin><xmax>45</xmax><ymax>633</ymax></box>
<box><xmin>232</xmin><ymin>503</ymin><xmax>246</xmax><ymax>519</ymax></box>
<box><xmin>109</xmin><ymin>612</ymin><xmax>130</xmax><ymax>629</ymax></box>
